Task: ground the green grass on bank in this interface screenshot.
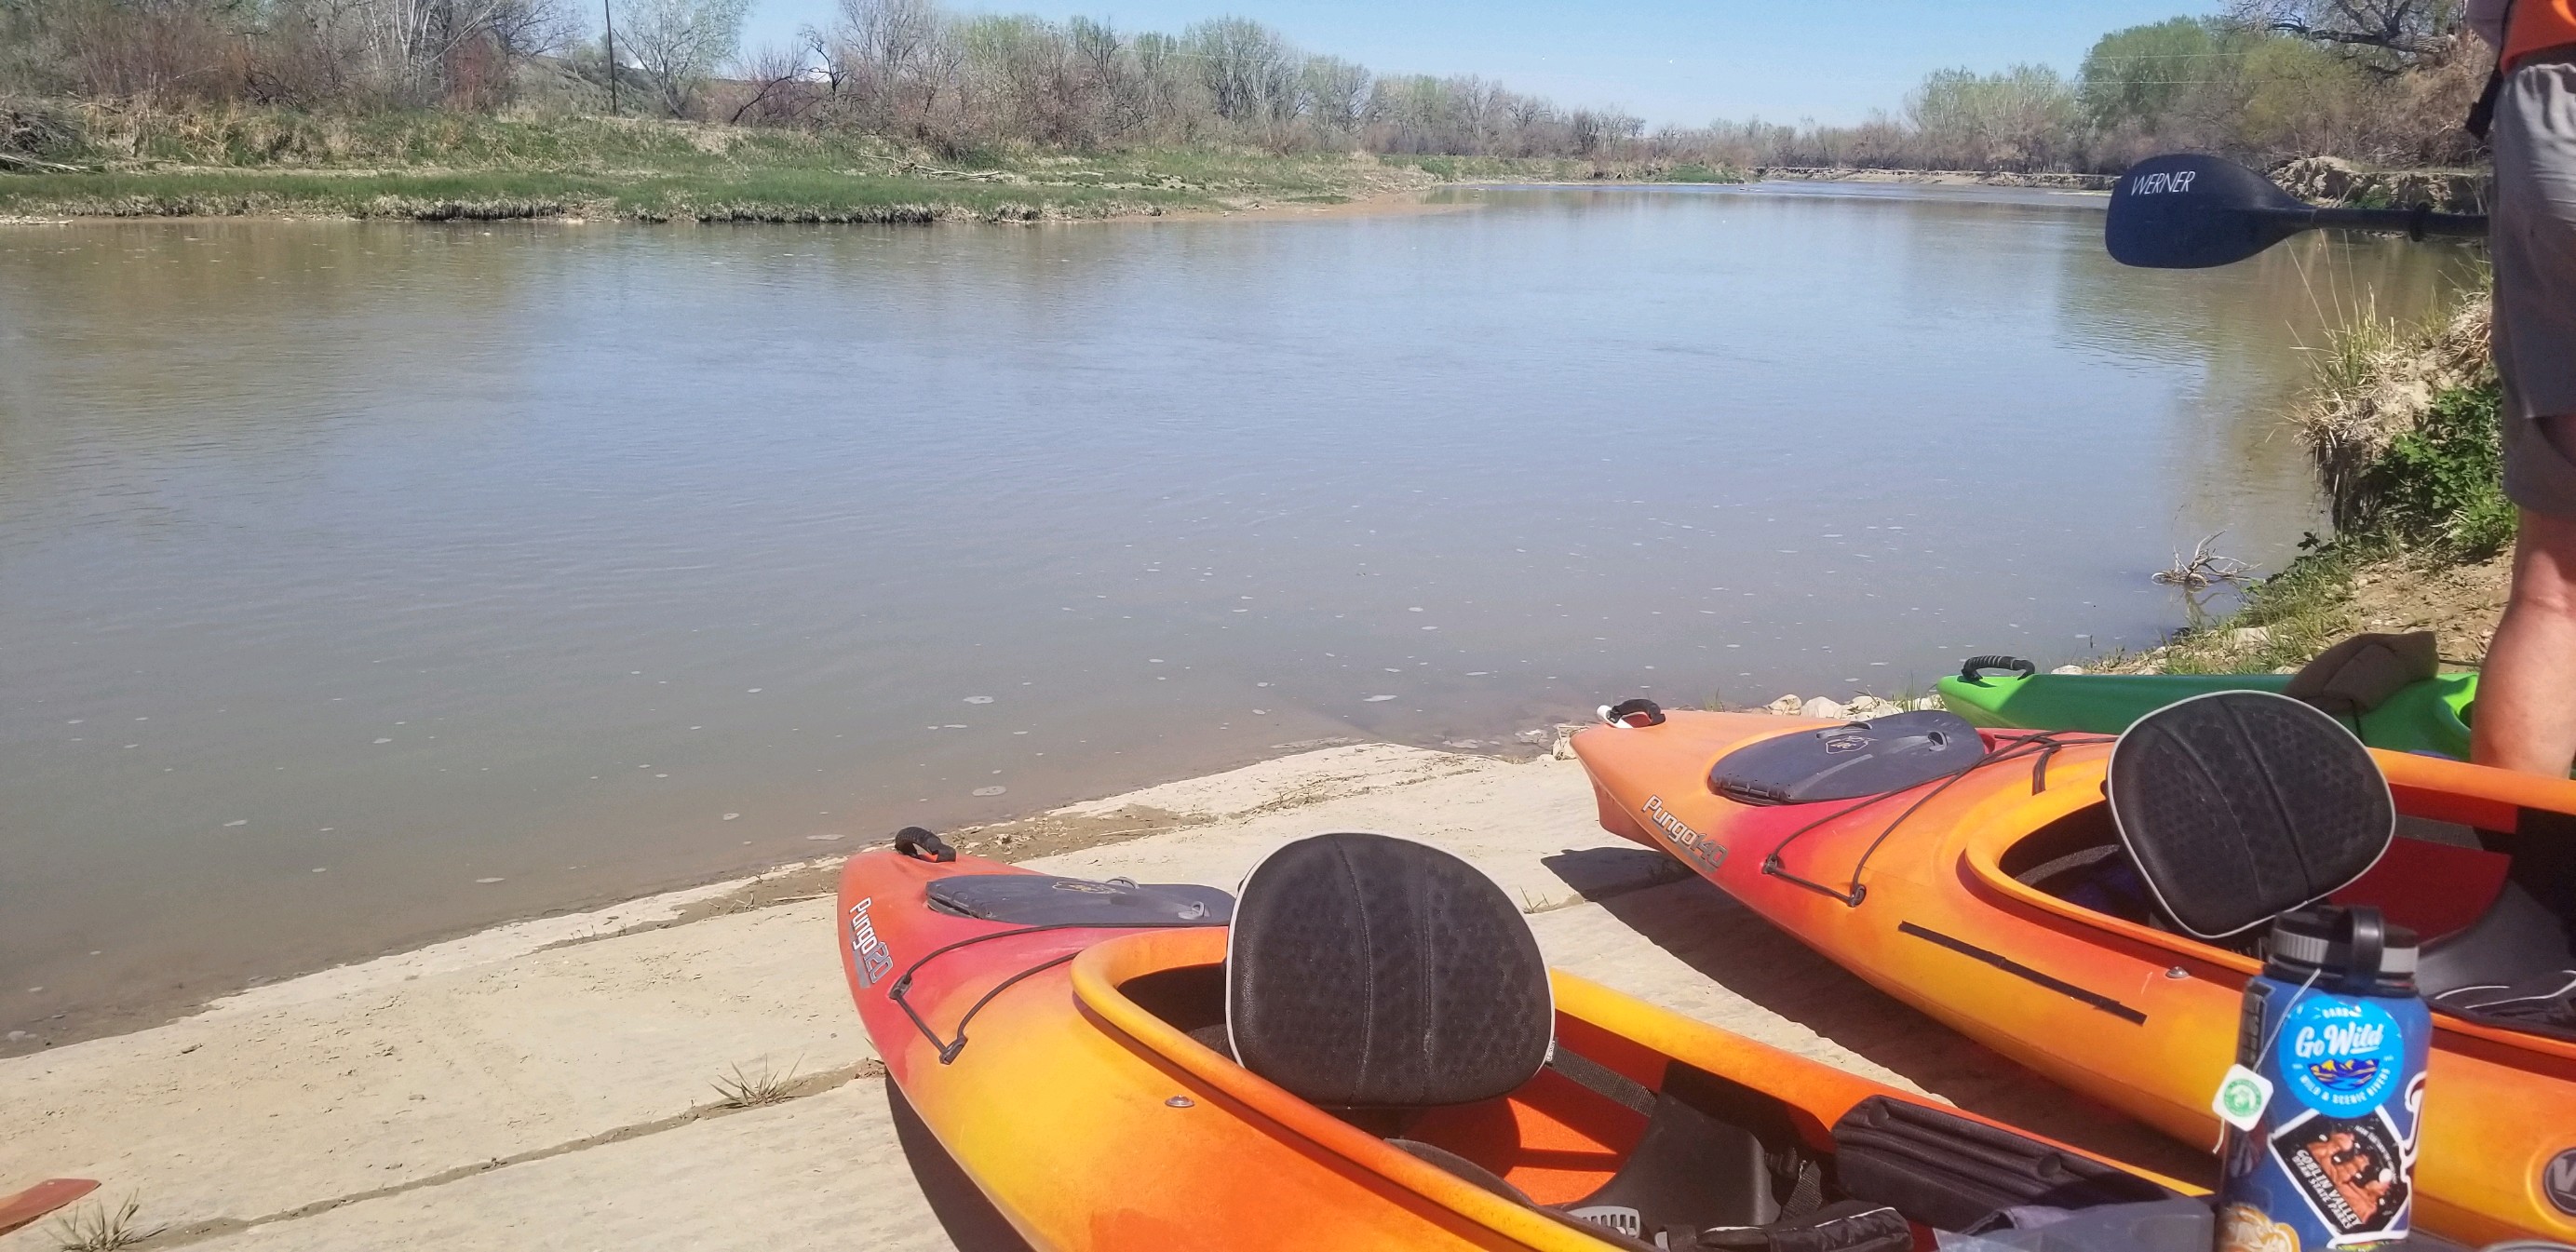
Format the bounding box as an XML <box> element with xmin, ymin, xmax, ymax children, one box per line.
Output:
<box><xmin>2151</xmin><ymin>376</ymin><xmax>2507</xmax><ymax>675</ymax></box>
<box><xmin>0</xmin><ymin>167</ymin><xmax>1207</xmax><ymax>222</ymax></box>
<box><xmin>0</xmin><ymin>104</ymin><xmax>1746</xmax><ymax>221</ymax></box>
<box><xmin>1396</xmin><ymin>153</ymin><xmax>1747</xmax><ymax>184</ymax></box>
<box><xmin>2155</xmin><ymin>537</ymin><xmax>2384</xmax><ymax>674</ymax></box>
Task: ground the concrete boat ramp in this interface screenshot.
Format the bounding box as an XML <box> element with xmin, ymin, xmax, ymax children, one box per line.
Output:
<box><xmin>1</xmin><ymin>746</ymin><xmax>2197</xmax><ymax>1250</ymax></box>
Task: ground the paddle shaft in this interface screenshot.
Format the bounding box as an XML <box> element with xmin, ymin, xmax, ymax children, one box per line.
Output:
<box><xmin>2251</xmin><ymin>204</ymin><xmax>2488</xmax><ymax>240</ymax></box>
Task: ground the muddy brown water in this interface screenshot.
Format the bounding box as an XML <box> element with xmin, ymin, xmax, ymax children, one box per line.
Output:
<box><xmin>0</xmin><ymin>183</ymin><xmax>2479</xmax><ymax>1047</ymax></box>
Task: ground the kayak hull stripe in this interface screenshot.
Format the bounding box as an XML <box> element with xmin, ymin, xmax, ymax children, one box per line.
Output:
<box><xmin>1896</xmin><ymin>921</ymin><xmax>2148</xmax><ymax>1024</ymax></box>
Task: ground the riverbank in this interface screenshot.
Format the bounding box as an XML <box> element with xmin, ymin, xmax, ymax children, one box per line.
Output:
<box><xmin>1750</xmin><ymin>167</ymin><xmax>2116</xmax><ymax>192</ymax></box>
<box><xmin>2078</xmin><ymin>289</ymin><xmax>2511</xmax><ymax>679</ymax></box>
<box><xmin>0</xmin><ymin>743</ymin><xmax>2198</xmax><ymax>1251</ymax></box>
<box><xmin>0</xmin><ymin>105</ymin><xmax>1751</xmax><ymax>223</ymax></box>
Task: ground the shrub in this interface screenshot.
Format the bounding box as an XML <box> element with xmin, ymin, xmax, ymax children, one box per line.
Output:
<box><xmin>2355</xmin><ymin>381</ymin><xmax>2512</xmax><ymax>558</ymax></box>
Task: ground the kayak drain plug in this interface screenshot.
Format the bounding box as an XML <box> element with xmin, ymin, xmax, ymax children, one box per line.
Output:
<box><xmin>1165</xmin><ymin>1096</ymin><xmax>1194</xmax><ymax>1109</ymax></box>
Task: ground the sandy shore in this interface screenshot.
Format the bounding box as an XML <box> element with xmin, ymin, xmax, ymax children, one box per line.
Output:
<box><xmin>0</xmin><ymin>743</ymin><xmax>2202</xmax><ymax>1250</ymax></box>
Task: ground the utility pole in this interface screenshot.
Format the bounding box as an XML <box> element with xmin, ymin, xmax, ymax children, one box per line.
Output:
<box><xmin>603</xmin><ymin>0</ymin><xmax>617</xmax><ymax>116</ymax></box>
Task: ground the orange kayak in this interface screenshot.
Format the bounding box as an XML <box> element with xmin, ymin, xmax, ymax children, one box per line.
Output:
<box><xmin>0</xmin><ymin>1178</ymin><xmax>97</xmax><ymax>1237</ymax></box>
<box><xmin>1571</xmin><ymin>708</ymin><xmax>2576</xmax><ymax>1245</ymax></box>
<box><xmin>839</xmin><ymin>828</ymin><xmax>2200</xmax><ymax>1250</ymax></box>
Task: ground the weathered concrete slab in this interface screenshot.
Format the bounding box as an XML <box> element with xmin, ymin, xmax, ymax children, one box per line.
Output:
<box><xmin>0</xmin><ymin>747</ymin><xmax>2192</xmax><ymax>1252</ymax></box>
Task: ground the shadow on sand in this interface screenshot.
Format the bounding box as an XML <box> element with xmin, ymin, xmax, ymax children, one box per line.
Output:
<box><xmin>1541</xmin><ymin>846</ymin><xmax>2213</xmax><ymax>1186</ymax></box>
<box><xmin>886</xmin><ymin>1077</ymin><xmax>1041</xmax><ymax>1252</ymax></box>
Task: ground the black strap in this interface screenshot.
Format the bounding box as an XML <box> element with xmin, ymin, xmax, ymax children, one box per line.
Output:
<box><xmin>1549</xmin><ymin>1048</ymin><xmax>1658</xmax><ymax>1115</ymax></box>
<box><xmin>2010</xmin><ymin>841</ymin><xmax>2123</xmax><ymax>888</ymax></box>
<box><xmin>1695</xmin><ymin>1202</ymin><xmax>1911</xmax><ymax>1252</ymax></box>
<box><xmin>1776</xmin><ymin>1157</ymin><xmax>1827</xmax><ymax>1221</ymax></box>
<box><xmin>2029</xmin><ymin>740</ymin><xmax>2060</xmax><ymax>795</ymax></box>
<box><xmin>2469</xmin><ymin>0</ymin><xmax>2519</xmax><ymax>142</ymax></box>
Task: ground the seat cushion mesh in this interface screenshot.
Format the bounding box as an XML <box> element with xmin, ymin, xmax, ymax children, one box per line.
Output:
<box><xmin>1227</xmin><ymin>831</ymin><xmax>1552</xmax><ymax>1108</ymax></box>
<box><xmin>2107</xmin><ymin>691</ymin><xmax>2393</xmax><ymax>939</ymax></box>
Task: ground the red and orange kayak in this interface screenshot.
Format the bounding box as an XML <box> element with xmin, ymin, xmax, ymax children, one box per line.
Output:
<box><xmin>0</xmin><ymin>1179</ymin><xmax>97</xmax><ymax>1238</ymax></box>
<box><xmin>1571</xmin><ymin>709</ymin><xmax>2576</xmax><ymax>1245</ymax></box>
<box><xmin>837</xmin><ymin>828</ymin><xmax>2198</xmax><ymax>1251</ymax></box>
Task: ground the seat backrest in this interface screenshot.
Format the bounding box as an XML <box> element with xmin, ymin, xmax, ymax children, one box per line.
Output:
<box><xmin>1227</xmin><ymin>831</ymin><xmax>1553</xmax><ymax>1109</ymax></box>
<box><xmin>2107</xmin><ymin>691</ymin><xmax>2394</xmax><ymax>939</ymax></box>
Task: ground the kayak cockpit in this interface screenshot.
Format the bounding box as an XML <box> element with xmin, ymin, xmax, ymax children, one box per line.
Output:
<box><xmin>1075</xmin><ymin>836</ymin><xmax>2192</xmax><ymax>1251</ymax></box>
<box><xmin>1965</xmin><ymin>702</ymin><xmax>2576</xmax><ymax>1049</ymax></box>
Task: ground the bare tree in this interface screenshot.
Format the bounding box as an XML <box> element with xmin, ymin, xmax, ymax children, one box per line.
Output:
<box><xmin>1184</xmin><ymin>16</ymin><xmax>1291</xmax><ymax>125</ymax></box>
<box><xmin>485</xmin><ymin>0</ymin><xmax>578</xmax><ymax>62</ymax></box>
<box><xmin>2228</xmin><ymin>0</ymin><xmax>2459</xmax><ymax>66</ymax></box>
<box><xmin>726</xmin><ymin>42</ymin><xmax>812</xmax><ymax>124</ymax></box>
<box><xmin>614</xmin><ymin>0</ymin><xmax>749</xmax><ymax>115</ymax></box>
<box><xmin>1301</xmin><ymin>54</ymin><xmax>1367</xmax><ymax>137</ymax></box>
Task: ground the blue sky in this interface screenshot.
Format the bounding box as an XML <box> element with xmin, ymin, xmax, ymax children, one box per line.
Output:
<box><xmin>733</xmin><ymin>0</ymin><xmax>2226</xmax><ymax>127</ymax></box>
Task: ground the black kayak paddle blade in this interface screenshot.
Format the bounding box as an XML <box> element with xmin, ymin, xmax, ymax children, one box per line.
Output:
<box><xmin>2105</xmin><ymin>154</ymin><xmax>2310</xmax><ymax>270</ymax></box>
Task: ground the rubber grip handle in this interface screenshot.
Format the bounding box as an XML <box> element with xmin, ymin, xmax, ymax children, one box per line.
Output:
<box><xmin>894</xmin><ymin>826</ymin><xmax>957</xmax><ymax>863</ymax></box>
<box><xmin>1958</xmin><ymin>656</ymin><xmax>2037</xmax><ymax>684</ymax></box>
<box><xmin>2341</xmin><ymin>905</ymin><xmax>2386</xmax><ymax>988</ymax></box>
<box><xmin>1603</xmin><ymin>698</ymin><xmax>1666</xmax><ymax>728</ymax></box>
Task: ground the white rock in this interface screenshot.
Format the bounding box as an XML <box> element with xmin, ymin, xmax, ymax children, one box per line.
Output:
<box><xmin>1908</xmin><ymin>695</ymin><xmax>1946</xmax><ymax>711</ymax></box>
<box><xmin>1801</xmin><ymin>697</ymin><xmax>1847</xmax><ymax>720</ymax></box>
<box><xmin>2228</xmin><ymin>626</ymin><xmax>2272</xmax><ymax>649</ymax></box>
<box><xmin>1845</xmin><ymin>696</ymin><xmax>1903</xmax><ymax>720</ymax></box>
<box><xmin>2051</xmin><ymin>665</ymin><xmax>2086</xmax><ymax>675</ymax></box>
<box><xmin>1766</xmin><ymin>695</ymin><xmax>1804</xmax><ymax>717</ymax></box>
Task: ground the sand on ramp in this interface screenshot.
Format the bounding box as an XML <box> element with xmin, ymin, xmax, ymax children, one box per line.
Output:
<box><xmin>0</xmin><ymin>744</ymin><xmax>2200</xmax><ymax>1251</ymax></box>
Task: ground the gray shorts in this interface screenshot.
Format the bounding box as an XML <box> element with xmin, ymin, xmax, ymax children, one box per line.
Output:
<box><xmin>2495</xmin><ymin>58</ymin><xmax>2576</xmax><ymax>516</ymax></box>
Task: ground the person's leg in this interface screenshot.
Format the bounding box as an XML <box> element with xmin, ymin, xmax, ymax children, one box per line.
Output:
<box><xmin>2477</xmin><ymin>62</ymin><xmax>2576</xmax><ymax>775</ymax></box>
<box><xmin>2475</xmin><ymin>500</ymin><xmax>2576</xmax><ymax>775</ymax></box>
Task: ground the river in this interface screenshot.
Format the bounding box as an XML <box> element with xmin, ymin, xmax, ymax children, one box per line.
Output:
<box><xmin>0</xmin><ymin>182</ymin><xmax>2479</xmax><ymax>1046</ymax></box>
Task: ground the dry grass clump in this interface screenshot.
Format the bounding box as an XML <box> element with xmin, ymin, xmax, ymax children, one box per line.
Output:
<box><xmin>710</xmin><ymin>1057</ymin><xmax>802</xmax><ymax>1109</ymax></box>
<box><xmin>2295</xmin><ymin>291</ymin><xmax>2493</xmax><ymax>532</ymax></box>
<box><xmin>49</xmin><ymin>1194</ymin><xmax>163</xmax><ymax>1252</ymax></box>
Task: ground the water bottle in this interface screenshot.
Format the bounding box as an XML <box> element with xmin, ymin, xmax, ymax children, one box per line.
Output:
<box><xmin>2216</xmin><ymin>905</ymin><xmax>2430</xmax><ymax>1252</ymax></box>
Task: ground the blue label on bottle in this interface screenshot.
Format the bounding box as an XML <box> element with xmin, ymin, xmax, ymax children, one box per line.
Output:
<box><xmin>2276</xmin><ymin>997</ymin><xmax>2404</xmax><ymax>1116</ymax></box>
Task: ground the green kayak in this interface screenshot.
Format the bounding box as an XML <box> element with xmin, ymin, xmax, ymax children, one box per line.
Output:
<box><xmin>1937</xmin><ymin>656</ymin><xmax>2479</xmax><ymax>760</ymax></box>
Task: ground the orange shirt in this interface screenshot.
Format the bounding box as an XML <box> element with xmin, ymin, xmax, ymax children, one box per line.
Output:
<box><xmin>2506</xmin><ymin>0</ymin><xmax>2576</xmax><ymax>71</ymax></box>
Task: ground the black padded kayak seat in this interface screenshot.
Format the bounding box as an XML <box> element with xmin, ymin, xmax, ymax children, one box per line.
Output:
<box><xmin>924</xmin><ymin>874</ymin><xmax>1232</xmax><ymax>926</ymax></box>
<box><xmin>1710</xmin><ymin>710</ymin><xmax>1989</xmax><ymax>806</ymax></box>
<box><xmin>1227</xmin><ymin>831</ymin><xmax>1554</xmax><ymax>1107</ymax></box>
<box><xmin>1225</xmin><ymin>833</ymin><xmax>1911</xmax><ymax>1250</ymax></box>
<box><xmin>2107</xmin><ymin>691</ymin><xmax>2394</xmax><ymax>940</ymax></box>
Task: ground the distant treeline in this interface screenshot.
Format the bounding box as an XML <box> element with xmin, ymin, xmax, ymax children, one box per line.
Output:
<box><xmin>0</xmin><ymin>0</ymin><xmax>2491</xmax><ymax>170</ymax></box>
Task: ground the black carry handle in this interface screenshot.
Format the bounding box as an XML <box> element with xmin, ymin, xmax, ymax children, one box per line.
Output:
<box><xmin>1603</xmin><ymin>698</ymin><xmax>1666</xmax><ymax>728</ymax></box>
<box><xmin>893</xmin><ymin>826</ymin><xmax>957</xmax><ymax>863</ymax></box>
<box><xmin>1957</xmin><ymin>656</ymin><xmax>2037</xmax><ymax>685</ymax></box>
<box><xmin>2339</xmin><ymin>904</ymin><xmax>2387</xmax><ymax>990</ymax></box>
